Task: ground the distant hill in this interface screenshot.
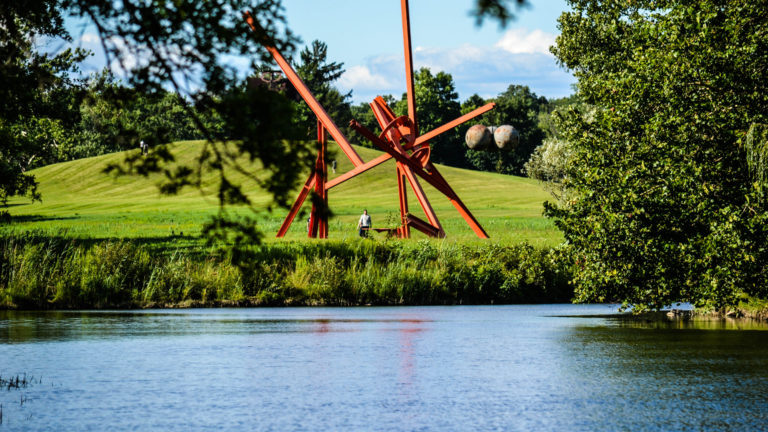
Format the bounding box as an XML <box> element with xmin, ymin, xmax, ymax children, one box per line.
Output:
<box><xmin>4</xmin><ymin>141</ymin><xmax>562</xmax><ymax>245</ymax></box>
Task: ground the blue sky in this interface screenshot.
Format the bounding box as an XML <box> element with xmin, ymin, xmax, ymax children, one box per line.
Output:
<box><xmin>68</xmin><ymin>0</ymin><xmax>575</xmax><ymax>104</ymax></box>
<box><xmin>280</xmin><ymin>0</ymin><xmax>575</xmax><ymax>103</ymax></box>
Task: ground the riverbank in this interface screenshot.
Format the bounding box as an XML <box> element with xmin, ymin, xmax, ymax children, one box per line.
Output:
<box><xmin>623</xmin><ymin>305</ymin><xmax>768</xmax><ymax>324</ymax></box>
<box><xmin>0</xmin><ymin>233</ymin><xmax>574</xmax><ymax>310</ymax></box>
<box><xmin>695</xmin><ymin>303</ymin><xmax>768</xmax><ymax>321</ymax></box>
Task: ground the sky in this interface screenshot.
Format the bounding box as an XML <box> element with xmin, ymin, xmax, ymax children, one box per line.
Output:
<box><xmin>279</xmin><ymin>0</ymin><xmax>575</xmax><ymax>103</ymax></box>
<box><xmin>67</xmin><ymin>0</ymin><xmax>575</xmax><ymax>104</ymax></box>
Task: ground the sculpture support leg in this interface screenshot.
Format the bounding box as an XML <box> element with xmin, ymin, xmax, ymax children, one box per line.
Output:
<box><xmin>309</xmin><ymin>121</ymin><xmax>328</xmax><ymax>238</ymax></box>
<box><xmin>397</xmin><ymin>164</ymin><xmax>410</xmax><ymax>238</ymax></box>
<box><xmin>317</xmin><ymin>122</ymin><xmax>328</xmax><ymax>238</ymax></box>
<box><xmin>277</xmin><ymin>174</ymin><xmax>315</xmax><ymax>238</ymax></box>
<box><xmin>400</xmin><ymin>164</ymin><xmax>444</xmax><ymax>237</ymax></box>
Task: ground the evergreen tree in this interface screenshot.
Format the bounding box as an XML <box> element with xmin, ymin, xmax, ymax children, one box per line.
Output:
<box><xmin>293</xmin><ymin>40</ymin><xmax>353</xmax><ymax>140</ymax></box>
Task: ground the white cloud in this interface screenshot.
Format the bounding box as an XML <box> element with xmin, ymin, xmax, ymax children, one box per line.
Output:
<box><xmin>338</xmin><ymin>65</ymin><xmax>395</xmax><ymax>91</ymax></box>
<box><xmin>342</xmin><ymin>30</ymin><xmax>574</xmax><ymax>104</ymax></box>
<box><xmin>494</xmin><ymin>28</ymin><xmax>557</xmax><ymax>55</ymax></box>
<box><xmin>415</xmin><ymin>44</ymin><xmax>485</xmax><ymax>72</ymax></box>
<box><xmin>80</xmin><ymin>33</ymin><xmax>101</xmax><ymax>44</ymax></box>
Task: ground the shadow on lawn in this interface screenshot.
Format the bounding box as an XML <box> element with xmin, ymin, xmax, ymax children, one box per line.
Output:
<box><xmin>68</xmin><ymin>235</ymin><xmax>204</xmax><ymax>255</ymax></box>
<box><xmin>8</xmin><ymin>214</ymin><xmax>80</xmax><ymax>223</ymax></box>
<box><xmin>0</xmin><ymin>227</ymin><xmax>204</xmax><ymax>256</ymax></box>
<box><xmin>124</xmin><ymin>235</ymin><xmax>205</xmax><ymax>254</ymax></box>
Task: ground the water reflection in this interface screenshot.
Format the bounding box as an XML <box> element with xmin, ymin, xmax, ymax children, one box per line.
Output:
<box><xmin>608</xmin><ymin>314</ymin><xmax>768</xmax><ymax>331</ymax></box>
<box><xmin>397</xmin><ymin>316</ymin><xmax>425</xmax><ymax>386</ymax></box>
<box><xmin>0</xmin><ymin>310</ymin><xmax>436</xmax><ymax>343</ymax></box>
<box><xmin>559</xmin><ymin>316</ymin><xmax>768</xmax><ymax>430</ymax></box>
<box><xmin>2</xmin><ymin>306</ymin><xmax>767</xmax><ymax>431</ymax></box>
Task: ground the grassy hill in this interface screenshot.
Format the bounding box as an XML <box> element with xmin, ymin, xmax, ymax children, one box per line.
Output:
<box><xmin>3</xmin><ymin>141</ymin><xmax>563</xmax><ymax>246</ymax></box>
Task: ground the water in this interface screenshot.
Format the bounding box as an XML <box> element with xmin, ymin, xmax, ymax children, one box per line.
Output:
<box><xmin>1</xmin><ymin>305</ymin><xmax>767</xmax><ymax>431</ymax></box>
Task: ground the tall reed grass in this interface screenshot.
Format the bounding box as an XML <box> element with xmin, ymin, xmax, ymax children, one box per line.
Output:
<box><xmin>0</xmin><ymin>233</ymin><xmax>573</xmax><ymax>309</ymax></box>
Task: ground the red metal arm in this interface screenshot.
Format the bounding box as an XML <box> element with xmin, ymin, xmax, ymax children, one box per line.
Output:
<box><xmin>277</xmin><ymin>174</ymin><xmax>316</xmax><ymax>237</ymax></box>
<box><xmin>243</xmin><ymin>12</ymin><xmax>364</xmax><ymax>168</ymax></box>
<box><xmin>325</xmin><ymin>154</ymin><xmax>392</xmax><ymax>190</ymax></box>
<box><xmin>350</xmin><ymin>121</ymin><xmax>487</xmax><ymax>238</ymax></box>
<box><xmin>400</xmin><ymin>0</ymin><xmax>418</xmax><ymax>135</ymax></box>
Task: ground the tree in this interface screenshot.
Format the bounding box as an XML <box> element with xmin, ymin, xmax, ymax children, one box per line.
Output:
<box><xmin>0</xmin><ymin>2</ymin><xmax>88</xmax><ymax>203</ymax></box>
<box><xmin>464</xmin><ymin>85</ymin><xmax>546</xmax><ymax>175</ymax></box>
<box><xmin>537</xmin><ymin>93</ymin><xmax>581</xmax><ymax>140</ymax></box>
<box><xmin>293</xmin><ymin>40</ymin><xmax>353</xmax><ymax>140</ymax></box>
<box><xmin>548</xmin><ymin>0</ymin><xmax>768</xmax><ymax>311</ymax></box>
<box><xmin>524</xmin><ymin>137</ymin><xmax>571</xmax><ymax>202</ymax></box>
<box><xmin>68</xmin><ymin>71</ymin><xmax>203</xmax><ymax>160</ymax></box>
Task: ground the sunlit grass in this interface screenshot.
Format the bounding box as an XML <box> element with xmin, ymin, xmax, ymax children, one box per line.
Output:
<box><xmin>4</xmin><ymin>140</ymin><xmax>563</xmax><ymax>247</ymax></box>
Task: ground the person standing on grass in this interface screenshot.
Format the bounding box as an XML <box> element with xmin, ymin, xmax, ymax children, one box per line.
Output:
<box><xmin>357</xmin><ymin>209</ymin><xmax>372</xmax><ymax>238</ymax></box>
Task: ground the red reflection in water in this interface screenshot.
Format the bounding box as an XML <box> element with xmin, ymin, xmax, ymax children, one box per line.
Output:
<box><xmin>398</xmin><ymin>318</ymin><xmax>425</xmax><ymax>387</ymax></box>
<box><xmin>313</xmin><ymin>318</ymin><xmax>331</xmax><ymax>333</ymax></box>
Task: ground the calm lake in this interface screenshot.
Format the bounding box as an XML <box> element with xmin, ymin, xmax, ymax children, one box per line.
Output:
<box><xmin>1</xmin><ymin>305</ymin><xmax>767</xmax><ymax>431</ymax></box>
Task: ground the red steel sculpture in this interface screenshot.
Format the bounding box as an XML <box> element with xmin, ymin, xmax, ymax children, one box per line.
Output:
<box><xmin>244</xmin><ymin>0</ymin><xmax>495</xmax><ymax>239</ymax></box>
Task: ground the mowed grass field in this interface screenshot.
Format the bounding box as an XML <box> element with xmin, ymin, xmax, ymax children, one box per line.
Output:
<box><xmin>3</xmin><ymin>141</ymin><xmax>563</xmax><ymax>247</ymax></box>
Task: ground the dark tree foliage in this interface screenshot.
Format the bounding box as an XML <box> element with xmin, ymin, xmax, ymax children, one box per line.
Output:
<box><xmin>0</xmin><ymin>1</ymin><xmax>88</xmax><ymax>203</ymax></box>
<box><xmin>293</xmin><ymin>40</ymin><xmax>353</xmax><ymax>140</ymax></box>
<box><xmin>463</xmin><ymin>85</ymin><xmax>547</xmax><ymax>175</ymax></box>
<box><xmin>66</xmin><ymin>70</ymin><xmax>204</xmax><ymax>160</ymax></box>
<box><xmin>549</xmin><ymin>0</ymin><xmax>768</xmax><ymax>310</ymax></box>
<box><xmin>3</xmin><ymin>0</ymin><xmax>311</xmax><ymax>247</ymax></box>
<box><xmin>472</xmin><ymin>0</ymin><xmax>529</xmax><ymax>26</ymax></box>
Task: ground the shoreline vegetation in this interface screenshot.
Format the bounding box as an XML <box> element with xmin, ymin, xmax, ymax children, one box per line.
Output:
<box><xmin>2</xmin><ymin>232</ymin><xmax>766</xmax><ymax>320</ymax></box>
<box><xmin>0</xmin><ymin>232</ymin><xmax>574</xmax><ymax>310</ymax></box>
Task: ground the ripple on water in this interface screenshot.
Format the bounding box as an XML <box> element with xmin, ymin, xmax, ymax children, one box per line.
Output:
<box><xmin>0</xmin><ymin>305</ymin><xmax>767</xmax><ymax>431</ymax></box>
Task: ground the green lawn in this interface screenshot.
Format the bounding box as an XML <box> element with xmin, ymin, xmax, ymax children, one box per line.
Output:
<box><xmin>3</xmin><ymin>141</ymin><xmax>563</xmax><ymax>247</ymax></box>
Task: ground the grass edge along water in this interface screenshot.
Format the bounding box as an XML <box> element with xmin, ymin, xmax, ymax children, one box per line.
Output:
<box><xmin>0</xmin><ymin>233</ymin><xmax>574</xmax><ymax>309</ymax></box>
